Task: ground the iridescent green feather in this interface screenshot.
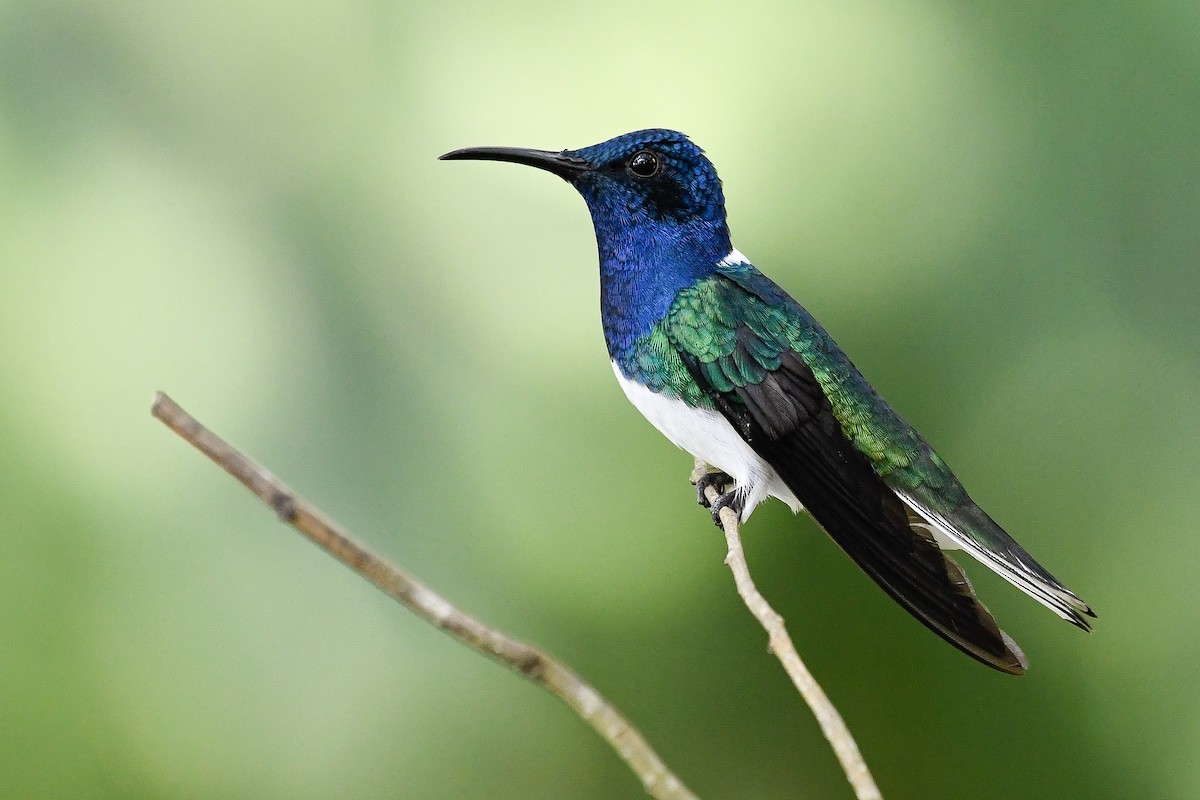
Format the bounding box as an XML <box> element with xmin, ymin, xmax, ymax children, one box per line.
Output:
<box><xmin>628</xmin><ymin>325</ymin><xmax>713</xmax><ymax>408</ymax></box>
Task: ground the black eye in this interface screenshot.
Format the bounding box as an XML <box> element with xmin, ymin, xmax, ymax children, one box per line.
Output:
<box><xmin>628</xmin><ymin>150</ymin><xmax>660</xmax><ymax>178</ymax></box>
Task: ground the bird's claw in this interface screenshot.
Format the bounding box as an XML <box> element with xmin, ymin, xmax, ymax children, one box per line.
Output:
<box><xmin>708</xmin><ymin>489</ymin><xmax>744</xmax><ymax>528</ymax></box>
<box><xmin>694</xmin><ymin>470</ymin><xmax>734</xmax><ymax>507</ymax></box>
<box><xmin>694</xmin><ymin>470</ymin><xmax>741</xmax><ymax>527</ymax></box>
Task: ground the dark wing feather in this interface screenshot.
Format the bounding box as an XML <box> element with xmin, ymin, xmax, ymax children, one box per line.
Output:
<box><xmin>677</xmin><ymin>332</ymin><xmax>1028</xmax><ymax>674</ymax></box>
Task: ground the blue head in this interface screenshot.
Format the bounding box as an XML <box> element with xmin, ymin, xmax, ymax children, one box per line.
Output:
<box><xmin>442</xmin><ymin>129</ymin><xmax>733</xmax><ymax>360</ymax></box>
<box><xmin>567</xmin><ymin>129</ymin><xmax>730</xmax><ymax>261</ymax></box>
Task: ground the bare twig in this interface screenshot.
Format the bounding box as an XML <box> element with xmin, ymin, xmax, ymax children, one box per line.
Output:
<box><xmin>691</xmin><ymin>459</ymin><xmax>883</xmax><ymax>800</ymax></box>
<box><xmin>151</xmin><ymin>392</ymin><xmax>697</xmax><ymax>800</ymax></box>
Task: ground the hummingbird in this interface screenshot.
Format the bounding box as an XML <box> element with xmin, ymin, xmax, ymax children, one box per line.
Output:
<box><xmin>441</xmin><ymin>129</ymin><xmax>1093</xmax><ymax>674</ymax></box>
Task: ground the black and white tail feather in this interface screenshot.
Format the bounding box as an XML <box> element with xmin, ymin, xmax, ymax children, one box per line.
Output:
<box><xmin>897</xmin><ymin>492</ymin><xmax>1095</xmax><ymax>631</ymax></box>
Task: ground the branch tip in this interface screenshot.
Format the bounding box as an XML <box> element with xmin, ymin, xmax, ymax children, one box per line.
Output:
<box><xmin>151</xmin><ymin>391</ymin><xmax>170</xmax><ymax>419</ymax></box>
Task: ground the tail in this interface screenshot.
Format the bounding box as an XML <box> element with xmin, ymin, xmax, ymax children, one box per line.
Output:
<box><xmin>896</xmin><ymin>489</ymin><xmax>1095</xmax><ymax>630</ymax></box>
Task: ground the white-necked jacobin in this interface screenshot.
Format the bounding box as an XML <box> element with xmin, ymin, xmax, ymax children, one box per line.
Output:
<box><xmin>441</xmin><ymin>128</ymin><xmax>1093</xmax><ymax>674</ymax></box>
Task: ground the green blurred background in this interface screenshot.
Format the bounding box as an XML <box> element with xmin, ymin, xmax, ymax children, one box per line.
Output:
<box><xmin>2</xmin><ymin>1</ymin><xmax>1197</xmax><ymax>798</ymax></box>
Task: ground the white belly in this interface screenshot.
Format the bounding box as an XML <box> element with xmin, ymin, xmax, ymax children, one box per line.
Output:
<box><xmin>611</xmin><ymin>362</ymin><xmax>801</xmax><ymax>520</ymax></box>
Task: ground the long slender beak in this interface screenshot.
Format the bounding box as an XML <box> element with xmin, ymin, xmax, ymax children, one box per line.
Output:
<box><xmin>439</xmin><ymin>146</ymin><xmax>593</xmax><ymax>180</ymax></box>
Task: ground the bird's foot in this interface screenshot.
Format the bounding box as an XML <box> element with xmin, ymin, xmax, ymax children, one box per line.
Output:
<box><xmin>708</xmin><ymin>489</ymin><xmax>744</xmax><ymax>528</ymax></box>
<box><xmin>694</xmin><ymin>470</ymin><xmax>734</xmax><ymax>507</ymax></box>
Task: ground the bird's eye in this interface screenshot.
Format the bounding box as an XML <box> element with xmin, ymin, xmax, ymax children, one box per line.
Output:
<box><xmin>628</xmin><ymin>150</ymin><xmax>660</xmax><ymax>178</ymax></box>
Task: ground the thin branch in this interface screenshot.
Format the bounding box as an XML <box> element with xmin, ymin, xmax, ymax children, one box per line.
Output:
<box><xmin>690</xmin><ymin>459</ymin><xmax>883</xmax><ymax>800</ymax></box>
<box><xmin>151</xmin><ymin>392</ymin><xmax>698</xmax><ymax>800</ymax></box>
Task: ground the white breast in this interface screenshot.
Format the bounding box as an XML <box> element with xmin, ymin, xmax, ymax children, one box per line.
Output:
<box><xmin>611</xmin><ymin>362</ymin><xmax>801</xmax><ymax>520</ymax></box>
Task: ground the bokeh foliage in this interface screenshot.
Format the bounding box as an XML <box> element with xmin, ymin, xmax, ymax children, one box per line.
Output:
<box><xmin>1</xmin><ymin>1</ymin><xmax>1197</xmax><ymax>798</ymax></box>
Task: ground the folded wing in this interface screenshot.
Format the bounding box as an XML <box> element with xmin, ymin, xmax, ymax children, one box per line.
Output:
<box><xmin>667</xmin><ymin>274</ymin><xmax>1030</xmax><ymax>673</ymax></box>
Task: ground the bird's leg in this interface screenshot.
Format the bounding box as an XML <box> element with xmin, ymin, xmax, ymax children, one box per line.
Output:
<box><xmin>708</xmin><ymin>488</ymin><xmax>744</xmax><ymax>528</ymax></box>
<box><xmin>694</xmin><ymin>470</ymin><xmax>734</xmax><ymax>507</ymax></box>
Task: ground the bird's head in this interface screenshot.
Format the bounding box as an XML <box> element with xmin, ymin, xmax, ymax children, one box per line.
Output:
<box><xmin>441</xmin><ymin>129</ymin><xmax>732</xmax><ymax>267</ymax></box>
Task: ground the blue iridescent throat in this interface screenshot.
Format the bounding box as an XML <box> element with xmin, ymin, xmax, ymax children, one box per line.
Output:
<box><xmin>593</xmin><ymin>217</ymin><xmax>731</xmax><ymax>370</ymax></box>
